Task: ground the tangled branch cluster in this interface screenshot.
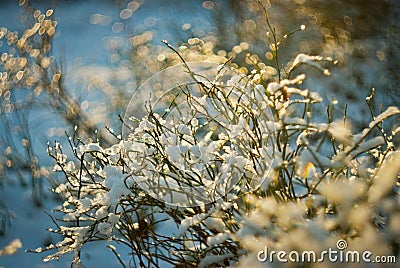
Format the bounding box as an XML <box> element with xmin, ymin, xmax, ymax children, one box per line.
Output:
<box><xmin>39</xmin><ymin>48</ymin><xmax>399</xmax><ymax>267</ymax></box>
<box><xmin>5</xmin><ymin>2</ymin><xmax>395</xmax><ymax>267</ymax></box>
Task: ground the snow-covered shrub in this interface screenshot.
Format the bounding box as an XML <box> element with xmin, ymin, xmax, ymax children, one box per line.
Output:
<box><xmin>37</xmin><ymin>5</ymin><xmax>400</xmax><ymax>268</ymax></box>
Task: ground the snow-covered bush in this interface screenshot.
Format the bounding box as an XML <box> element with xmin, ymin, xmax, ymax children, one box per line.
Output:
<box><xmin>36</xmin><ymin>4</ymin><xmax>400</xmax><ymax>268</ymax></box>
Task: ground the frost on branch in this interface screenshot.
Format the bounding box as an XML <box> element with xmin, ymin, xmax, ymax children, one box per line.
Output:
<box><xmin>42</xmin><ymin>226</ymin><xmax>90</xmax><ymax>263</ymax></box>
<box><xmin>288</xmin><ymin>53</ymin><xmax>336</xmax><ymax>76</ymax></box>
